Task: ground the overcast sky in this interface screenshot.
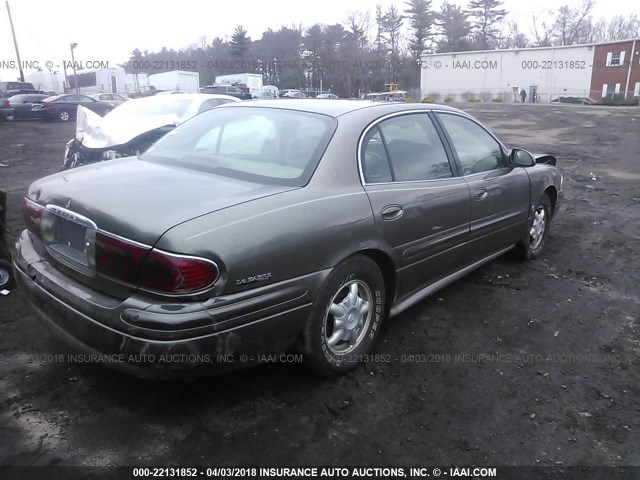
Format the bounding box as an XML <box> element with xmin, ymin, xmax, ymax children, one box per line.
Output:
<box><xmin>0</xmin><ymin>0</ymin><xmax>635</xmax><ymax>81</ymax></box>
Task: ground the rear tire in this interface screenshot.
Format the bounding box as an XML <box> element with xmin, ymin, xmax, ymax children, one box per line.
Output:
<box><xmin>4</xmin><ymin>114</ymin><xmax>14</xmax><ymax>121</ymax></box>
<box><xmin>58</xmin><ymin>110</ymin><xmax>70</xmax><ymax>122</ymax></box>
<box><xmin>300</xmin><ymin>255</ymin><xmax>386</xmax><ymax>378</ymax></box>
<box><xmin>514</xmin><ymin>193</ymin><xmax>552</xmax><ymax>260</ymax></box>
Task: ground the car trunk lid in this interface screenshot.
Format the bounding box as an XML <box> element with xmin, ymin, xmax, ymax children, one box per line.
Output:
<box><xmin>26</xmin><ymin>158</ymin><xmax>296</xmax><ymax>288</ymax></box>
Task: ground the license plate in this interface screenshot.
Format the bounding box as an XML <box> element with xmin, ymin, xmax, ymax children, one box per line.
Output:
<box><xmin>42</xmin><ymin>206</ymin><xmax>97</xmax><ymax>272</ymax></box>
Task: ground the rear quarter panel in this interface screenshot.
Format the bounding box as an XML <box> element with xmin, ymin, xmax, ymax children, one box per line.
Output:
<box><xmin>527</xmin><ymin>163</ymin><xmax>563</xmax><ymax>214</ymax></box>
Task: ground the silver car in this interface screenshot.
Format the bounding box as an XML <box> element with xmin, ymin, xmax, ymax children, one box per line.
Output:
<box><xmin>87</xmin><ymin>92</ymin><xmax>128</xmax><ymax>107</ymax></box>
<box><xmin>14</xmin><ymin>100</ymin><xmax>562</xmax><ymax>379</ymax></box>
<box><xmin>63</xmin><ymin>93</ymin><xmax>241</xmax><ymax>169</ymax></box>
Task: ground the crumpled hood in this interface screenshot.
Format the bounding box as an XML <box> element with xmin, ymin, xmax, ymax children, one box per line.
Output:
<box><xmin>75</xmin><ymin>106</ymin><xmax>181</xmax><ymax>149</ymax></box>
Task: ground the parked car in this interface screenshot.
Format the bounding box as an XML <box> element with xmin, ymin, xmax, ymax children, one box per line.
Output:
<box><xmin>200</xmin><ymin>84</ymin><xmax>252</xmax><ymax>100</ymax></box>
<box><xmin>0</xmin><ymin>98</ymin><xmax>14</xmax><ymax>121</ymax></box>
<box><xmin>252</xmin><ymin>91</ymin><xmax>276</xmax><ymax>99</ymax></box>
<box><xmin>281</xmin><ymin>90</ymin><xmax>308</xmax><ymax>98</ymax></box>
<box><xmin>316</xmin><ymin>93</ymin><xmax>339</xmax><ymax>99</ymax></box>
<box><xmin>14</xmin><ymin>100</ymin><xmax>562</xmax><ymax>379</ymax></box>
<box><xmin>5</xmin><ymin>94</ymin><xmax>49</xmax><ymax>119</ymax></box>
<box><xmin>87</xmin><ymin>93</ymin><xmax>128</xmax><ymax>107</ymax></box>
<box><xmin>31</xmin><ymin>94</ymin><xmax>114</xmax><ymax>122</ymax></box>
<box><xmin>0</xmin><ymin>81</ymin><xmax>43</xmax><ymax>97</ymax></box>
<box><xmin>62</xmin><ymin>94</ymin><xmax>241</xmax><ymax>169</ymax></box>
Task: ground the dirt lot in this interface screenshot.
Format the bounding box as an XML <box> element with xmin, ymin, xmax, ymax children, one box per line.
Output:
<box><xmin>0</xmin><ymin>104</ymin><xmax>639</xmax><ymax>472</ymax></box>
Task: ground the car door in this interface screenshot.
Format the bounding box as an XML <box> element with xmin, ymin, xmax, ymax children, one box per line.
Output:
<box><xmin>435</xmin><ymin>112</ymin><xmax>530</xmax><ymax>261</ymax></box>
<box><xmin>361</xmin><ymin>112</ymin><xmax>471</xmax><ymax>297</ymax></box>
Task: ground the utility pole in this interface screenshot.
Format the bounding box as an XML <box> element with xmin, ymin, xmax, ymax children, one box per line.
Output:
<box><xmin>6</xmin><ymin>1</ymin><xmax>25</xmax><ymax>82</ymax></box>
<box><xmin>70</xmin><ymin>43</ymin><xmax>78</xmax><ymax>94</ymax></box>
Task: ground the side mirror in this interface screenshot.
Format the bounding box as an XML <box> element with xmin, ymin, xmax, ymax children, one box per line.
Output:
<box><xmin>510</xmin><ymin>148</ymin><xmax>535</xmax><ymax>167</ymax></box>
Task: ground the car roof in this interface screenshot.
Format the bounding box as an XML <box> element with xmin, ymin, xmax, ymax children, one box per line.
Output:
<box><xmin>222</xmin><ymin>99</ymin><xmax>464</xmax><ymax>117</ymax></box>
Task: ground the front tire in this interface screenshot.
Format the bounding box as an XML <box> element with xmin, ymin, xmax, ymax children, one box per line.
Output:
<box><xmin>514</xmin><ymin>193</ymin><xmax>552</xmax><ymax>260</ymax></box>
<box><xmin>301</xmin><ymin>255</ymin><xmax>386</xmax><ymax>378</ymax></box>
<box><xmin>0</xmin><ymin>260</ymin><xmax>14</xmax><ymax>290</ymax></box>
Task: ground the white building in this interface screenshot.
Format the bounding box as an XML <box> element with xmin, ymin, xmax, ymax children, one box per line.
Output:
<box><xmin>420</xmin><ymin>39</ymin><xmax>640</xmax><ymax>103</ymax></box>
<box><xmin>25</xmin><ymin>71</ymin><xmax>65</xmax><ymax>94</ymax></box>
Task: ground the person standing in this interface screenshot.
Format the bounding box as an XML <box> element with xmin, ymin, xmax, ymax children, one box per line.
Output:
<box><xmin>520</xmin><ymin>88</ymin><xmax>527</xmax><ymax>103</ymax></box>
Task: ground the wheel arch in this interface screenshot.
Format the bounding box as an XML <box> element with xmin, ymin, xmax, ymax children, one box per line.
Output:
<box><xmin>351</xmin><ymin>248</ymin><xmax>397</xmax><ymax>311</ymax></box>
<box><xmin>544</xmin><ymin>185</ymin><xmax>558</xmax><ymax>215</ymax></box>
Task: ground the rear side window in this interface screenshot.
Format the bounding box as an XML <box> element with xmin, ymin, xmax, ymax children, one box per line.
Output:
<box><xmin>361</xmin><ymin>113</ymin><xmax>452</xmax><ymax>183</ymax></box>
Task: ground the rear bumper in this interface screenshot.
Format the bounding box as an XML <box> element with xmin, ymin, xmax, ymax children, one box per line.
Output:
<box><xmin>0</xmin><ymin>107</ymin><xmax>14</xmax><ymax>119</ymax></box>
<box><xmin>13</xmin><ymin>230</ymin><xmax>327</xmax><ymax>379</ymax></box>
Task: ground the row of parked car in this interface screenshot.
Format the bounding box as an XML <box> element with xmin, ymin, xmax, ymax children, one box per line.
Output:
<box><xmin>0</xmin><ymin>92</ymin><xmax>129</xmax><ymax>122</ymax></box>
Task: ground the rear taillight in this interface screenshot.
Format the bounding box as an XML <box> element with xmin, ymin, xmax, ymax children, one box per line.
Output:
<box><xmin>23</xmin><ymin>198</ymin><xmax>44</xmax><ymax>236</ymax></box>
<box><xmin>94</xmin><ymin>231</ymin><xmax>219</xmax><ymax>294</ymax></box>
<box><xmin>42</xmin><ymin>102</ymin><xmax>53</xmax><ymax>109</ymax></box>
<box><xmin>138</xmin><ymin>250</ymin><xmax>219</xmax><ymax>294</ymax></box>
<box><xmin>94</xmin><ymin>232</ymin><xmax>150</xmax><ymax>285</ymax></box>
<box><xmin>2</xmin><ymin>99</ymin><xmax>9</xmax><ymax>107</ymax></box>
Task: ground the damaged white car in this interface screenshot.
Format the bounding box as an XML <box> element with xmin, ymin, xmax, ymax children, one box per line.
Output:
<box><xmin>62</xmin><ymin>94</ymin><xmax>240</xmax><ymax>169</ymax></box>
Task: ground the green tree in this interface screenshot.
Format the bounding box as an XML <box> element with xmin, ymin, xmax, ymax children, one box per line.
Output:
<box><xmin>466</xmin><ymin>0</ymin><xmax>507</xmax><ymax>50</ymax></box>
<box><xmin>436</xmin><ymin>2</ymin><xmax>472</xmax><ymax>52</ymax></box>
<box><xmin>230</xmin><ymin>25</ymin><xmax>251</xmax><ymax>58</ymax></box>
<box><xmin>381</xmin><ymin>6</ymin><xmax>404</xmax><ymax>83</ymax></box>
<box><xmin>404</xmin><ymin>0</ymin><xmax>433</xmax><ymax>60</ymax></box>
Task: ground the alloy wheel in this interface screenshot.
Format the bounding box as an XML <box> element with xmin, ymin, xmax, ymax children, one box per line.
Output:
<box><xmin>324</xmin><ymin>280</ymin><xmax>372</xmax><ymax>355</ymax></box>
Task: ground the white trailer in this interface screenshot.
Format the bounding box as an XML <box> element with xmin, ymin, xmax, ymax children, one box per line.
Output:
<box><xmin>149</xmin><ymin>70</ymin><xmax>200</xmax><ymax>92</ymax></box>
<box><xmin>124</xmin><ymin>73</ymin><xmax>150</xmax><ymax>95</ymax></box>
<box><xmin>214</xmin><ymin>73</ymin><xmax>263</xmax><ymax>94</ymax></box>
<box><xmin>68</xmin><ymin>67</ymin><xmax>127</xmax><ymax>94</ymax></box>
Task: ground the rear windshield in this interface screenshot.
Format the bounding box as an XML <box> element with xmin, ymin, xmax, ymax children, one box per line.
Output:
<box><xmin>142</xmin><ymin>107</ymin><xmax>336</xmax><ymax>187</ymax></box>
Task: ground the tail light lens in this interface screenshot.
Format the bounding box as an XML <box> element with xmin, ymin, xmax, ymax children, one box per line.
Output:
<box><xmin>94</xmin><ymin>232</ymin><xmax>149</xmax><ymax>285</ymax></box>
<box><xmin>94</xmin><ymin>231</ymin><xmax>219</xmax><ymax>294</ymax></box>
<box><xmin>42</xmin><ymin>102</ymin><xmax>53</xmax><ymax>109</ymax></box>
<box><xmin>138</xmin><ymin>250</ymin><xmax>219</xmax><ymax>294</ymax></box>
<box><xmin>23</xmin><ymin>198</ymin><xmax>44</xmax><ymax>236</ymax></box>
<box><xmin>2</xmin><ymin>99</ymin><xmax>9</xmax><ymax>107</ymax></box>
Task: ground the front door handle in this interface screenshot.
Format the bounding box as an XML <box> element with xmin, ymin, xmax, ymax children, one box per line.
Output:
<box><xmin>381</xmin><ymin>204</ymin><xmax>404</xmax><ymax>220</ymax></box>
<box><xmin>474</xmin><ymin>188</ymin><xmax>488</xmax><ymax>201</ymax></box>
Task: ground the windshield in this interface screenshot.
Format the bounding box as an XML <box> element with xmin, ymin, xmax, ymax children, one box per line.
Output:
<box><xmin>142</xmin><ymin>107</ymin><xmax>336</xmax><ymax>187</ymax></box>
<box><xmin>106</xmin><ymin>97</ymin><xmax>193</xmax><ymax>120</ymax></box>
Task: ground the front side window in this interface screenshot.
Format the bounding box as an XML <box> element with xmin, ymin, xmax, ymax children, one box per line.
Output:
<box><xmin>142</xmin><ymin>107</ymin><xmax>336</xmax><ymax>186</ymax></box>
<box><xmin>362</xmin><ymin>113</ymin><xmax>452</xmax><ymax>183</ymax></box>
<box><xmin>437</xmin><ymin>113</ymin><xmax>506</xmax><ymax>175</ymax></box>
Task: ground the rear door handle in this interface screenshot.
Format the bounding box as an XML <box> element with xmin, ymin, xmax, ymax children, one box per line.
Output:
<box><xmin>381</xmin><ymin>204</ymin><xmax>404</xmax><ymax>220</ymax></box>
<box><xmin>474</xmin><ymin>188</ymin><xmax>488</xmax><ymax>201</ymax></box>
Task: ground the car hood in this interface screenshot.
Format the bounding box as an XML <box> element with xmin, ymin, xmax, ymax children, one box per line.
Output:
<box><xmin>27</xmin><ymin>158</ymin><xmax>297</xmax><ymax>246</ymax></box>
<box><xmin>75</xmin><ymin>106</ymin><xmax>182</xmax><ymax>149</ymax></box>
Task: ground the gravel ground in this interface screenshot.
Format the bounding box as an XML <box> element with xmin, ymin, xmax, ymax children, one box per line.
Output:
<box><xmin>0</xmin><ymin>104</ymin><xmax>639</xmax><ymax>474</ymax></box>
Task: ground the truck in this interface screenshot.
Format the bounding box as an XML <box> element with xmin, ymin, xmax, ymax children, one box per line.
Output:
<box><xmin>148</xmin><ymin>70</ymin><xmax>200</xmax><ymax>93</ymax></box>
<box><xmin>214</xmin><ymin>73</ymin><xmax>263</xmax><ymax>95</ymax></box>
<box><xmin>0</xmin><ymin>81</ymin><xmax>43</xmax><ymax>97</ymax></box>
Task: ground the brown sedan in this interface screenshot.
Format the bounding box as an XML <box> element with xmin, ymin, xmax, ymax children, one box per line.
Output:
<box><xmin>13</xmin><ymin>100</ymin><xmax>563</xmax><ymax>378</ymax></box>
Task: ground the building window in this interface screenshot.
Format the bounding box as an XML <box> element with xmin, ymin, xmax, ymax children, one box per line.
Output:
<box><xmin>602</xmin><ymin>83</ymin><xmax>621</xmax><ymax>98</ymax></box>
<box><xmin>634</xmin><ymin>82</ymin><xmax>640</xmax><ymax>97</ymax></box>
<box><xmin>606</xmin><ymin>51</ymin><xmax>625</xmax><ymax>67</ymax></box>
